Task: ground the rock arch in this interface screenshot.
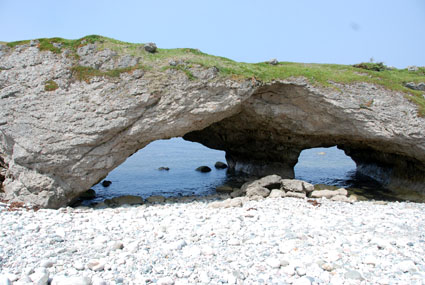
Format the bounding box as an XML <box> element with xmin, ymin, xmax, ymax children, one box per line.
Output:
<box><xmin>1</xmin><ymin>44</ymin><xmax>424</xmax><ymax>208</ymax></box>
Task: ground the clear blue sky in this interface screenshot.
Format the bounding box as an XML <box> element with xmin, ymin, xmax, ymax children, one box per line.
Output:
<box><xmin>0</xmin><ymin>0</ymin><xmax>424</xmax><ymax>68</ymax></box>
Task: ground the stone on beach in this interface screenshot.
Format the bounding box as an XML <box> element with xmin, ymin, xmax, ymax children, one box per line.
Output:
<box><xmin>0</xmin><ymin>177</ymin><xmax>424</xmax><ymax>284</ymax></box>
<box><xmin>281</xmin><ymin>179</ymin><xmax>314</xmax><ymax>193</ymax></box>
<box><xmin>51</xmin><ymin>276</ymin><xmax>92</xmax><ymax>285</ymax></box>
<box><xmin>268</xmin><ymin>189</ymin><xmax>286</xmax><ymax>198</ymax></box>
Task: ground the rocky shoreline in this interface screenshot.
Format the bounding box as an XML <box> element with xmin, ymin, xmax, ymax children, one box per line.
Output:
<box><xmin>1</xmin><ymin>187</ymin><xmax>424</xmax><ymax>285</ymax></box>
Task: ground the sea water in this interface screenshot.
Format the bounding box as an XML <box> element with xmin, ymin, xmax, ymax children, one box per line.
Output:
<box><xmin>91</xmin><ymin>138</ymin><xmax>387</xmax><ymax>202</ymax></box>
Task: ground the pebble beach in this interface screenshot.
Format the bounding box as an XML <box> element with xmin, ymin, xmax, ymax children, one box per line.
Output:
<box><xmin>1</xmin><ymin>196</ymin><xmax>425</xmax><ymax>285</ymax></box>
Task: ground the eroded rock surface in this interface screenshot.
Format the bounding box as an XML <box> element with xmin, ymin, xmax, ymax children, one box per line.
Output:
<box><xmin>0</xmin><ymin>43</ymin><xmax>424</xmax><ymax>207</ymax></box>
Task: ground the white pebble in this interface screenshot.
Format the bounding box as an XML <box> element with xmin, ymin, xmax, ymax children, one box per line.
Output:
<box><xmin>266</xmin><ymin>257</ymin><xmax>281</xmax><ymax>268</ymax></box>
<box><xmin>51</xmin><ymin>276</ymin><xmax>92</xmax><ymax>285</ymax></box>
<box><xmin>29</xmin><ymin>268</ymin><xmax>49</xmax><ymax>285</ymax></box>
<box><xmin>157</xmin><ymin>277</ymin><xmax>174</xmax><ymax>285</ymax></box>
<box><xmin>0</xmin><ymin>275</ymin><xmax>11</xmax><ymax>285</ymax></box>
<box><xmin>293</xmin><ymin>276</ymin><xmax>312</xmax><ymax>285</ymax></box>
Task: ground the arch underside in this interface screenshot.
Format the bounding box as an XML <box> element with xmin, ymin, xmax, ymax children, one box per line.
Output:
<box><xmin>184</xmin><ymin>83</ymin><xmax>425</xmax><ymax>198</ymax></box>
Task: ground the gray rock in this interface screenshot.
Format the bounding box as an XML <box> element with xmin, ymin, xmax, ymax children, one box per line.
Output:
<box><xmin>405</xmin><ymin>82</ymin><xmax>425</xmax><ymax>91</ymax></box>
<box><xmin>0</xmin><ymin>44</ymin><xmax>9</xmax><ymax>52</ymax></box>
<box><xmin>77</xmin><ymin>44</ymin><xmax>97</xmax><ymax>56</ymax></box>
<box><xmin>246</xmin><ymin>185</ymin><xmax>270</xmax><ymax>198</ymax></box>
<box><xmin>268</xmin><ymin>189</ymin><xmax>285</xmax><ymax>198</ymax></box>
<box><xmin>267</xmin><ymin>58</ymin><xmax>279</xmax><ymax>65</ymax></box>
<box><xmin>144</xmin><ymin>42</ymin><xmax>157</xmax><ymax>53</ymax></box>
<box><xmin>116</xmin><ymin>55</ymin><xmax>139</xmax><ymax>69</ymax></box>
<box><xmin>285</xmin><ymin>191</ymin><xmax>306</xmax><ymax>199</ymax></box>
<box><xmin>30</xmin><ymin>40</ymin><xmax>39</xmax><ymax>47</ymax></box>
<box><xmin>105</xmin><ymin>195</ymin><xmax>143</xmax><ymax>206</ymax></box>
<box><xmin>281</xmin><ymin>179</ymin><xmax>314</xmax><ymax>193</ymax></box>
<box><xmin>310</xmin><ymin>190</ymin><xmax>340</xmax><ymax>199</ymax></box>
<box><xmin>230</xmin><ymin>188</ymin><xmax>245</xmax><ymax>198</ymax></box>
<box><xmin>407</xmin><ymin>65</ymin><xmax>419</xmax><ymax>71</ymax></box>
<box><xmin>344</xmin><ymin>270</ymin><xmax>364</xmax><ymax>280</ymax></box>
<box><xmin>241</xmin><ymin>175</ymin><xmax>282</xmax><ymax>192</ymax></box>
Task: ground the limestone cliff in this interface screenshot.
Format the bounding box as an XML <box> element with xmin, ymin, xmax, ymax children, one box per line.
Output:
<box><xmin>0</xmin><ymin>36</ymin><xmax>424</xmax><ymax>207</ymax></box>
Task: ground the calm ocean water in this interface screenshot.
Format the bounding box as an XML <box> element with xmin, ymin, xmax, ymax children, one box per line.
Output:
<box><xmin>90</xmin><ymin>138</ymin><xmax>386</xmax><ymax>202</ymax></box>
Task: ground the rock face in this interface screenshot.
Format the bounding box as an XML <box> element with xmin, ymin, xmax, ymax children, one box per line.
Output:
<box><xmin>0</xmin><ymin>42</ymin><xmax>424</xmax><ymax>208</ymax></box>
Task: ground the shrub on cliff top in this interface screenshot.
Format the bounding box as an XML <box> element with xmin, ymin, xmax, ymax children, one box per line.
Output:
<box><xmin>353</xmin><ymin>62</ymin><xmax>388</xmax><ymax>72</ymax></box>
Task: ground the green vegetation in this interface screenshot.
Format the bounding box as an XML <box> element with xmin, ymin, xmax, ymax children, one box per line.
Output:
<box><xmin>7</xmin><ymin>35</ymin><xmax>104</xmax><ymax>55</ymax></box>
<box><xmin>70</xmin><ymin>64</ymin><xmax>146</xmax><ymax>83</ymax></box>
<box><xmin>44</xmin><ymin>80</ymin><xmax>59</xmax><ymax>91</ymax></box>
<box><xmin>352</xmin><ymin>62</ymin><xmax>388</xmax><ymax>72</ymax></box>
<box><xmin>4</xmin><ymin>35</ymin><xmax>425</xmax><ymax>116</ymax></box>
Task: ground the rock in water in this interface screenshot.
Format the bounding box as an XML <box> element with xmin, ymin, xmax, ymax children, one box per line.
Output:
<box><xmin>158</xmin><ymin>166</ymin><xmax>170</xmax><ymax>171</ymax></box>
<box><xmin>101</xmin><ymin>180</ymin><xmax>112</xmax><ymax>187</ymax></box>
<box><xmin>214</xmin><ymin>161</ymin><xmax>228</xmax><ymax>169</ymax></box>
<box><xmin>216</xmin><ymin>185</ymin><xmax>233</xmax><ymax>193</ymax></box>
<box><xmin>146</xmin><ymin>195</ymin><xmax>166</xmax><ymax>203</ymax></box>
<box><xmin>79</xmin><ymin>189</ymin><xmax>96</xmax><ymax>200</ymax></box>
<box><xmin>196</xmin><ymin>166</ymin><xmax>211</xmax><ymax>173</ymax></box>
<box><xmin>105</xmin><ymin>195</ymin><xmax>143</xmax><ymax>206</ymax></box>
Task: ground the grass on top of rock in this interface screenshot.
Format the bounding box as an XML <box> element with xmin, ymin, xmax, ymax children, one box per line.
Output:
<box><xmin>70</xmin><ymin>64</ymin><xmax>147</xmax><ymax>83</ymax></box>
<box><xmin>6</xmin><ymin>35</ymin><xmax>104</xmax><ymax>53</ymax></box>
<box><xmin>5</xmin><ymin>35</ymin><xmax>425</xmax><ymax>116</ymax></box>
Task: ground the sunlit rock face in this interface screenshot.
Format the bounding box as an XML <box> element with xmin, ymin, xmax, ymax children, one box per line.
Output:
<box><xmin>1</xmin><ymin>45</ymin><xmax>424</xmax><ymax>208</ymax></box>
